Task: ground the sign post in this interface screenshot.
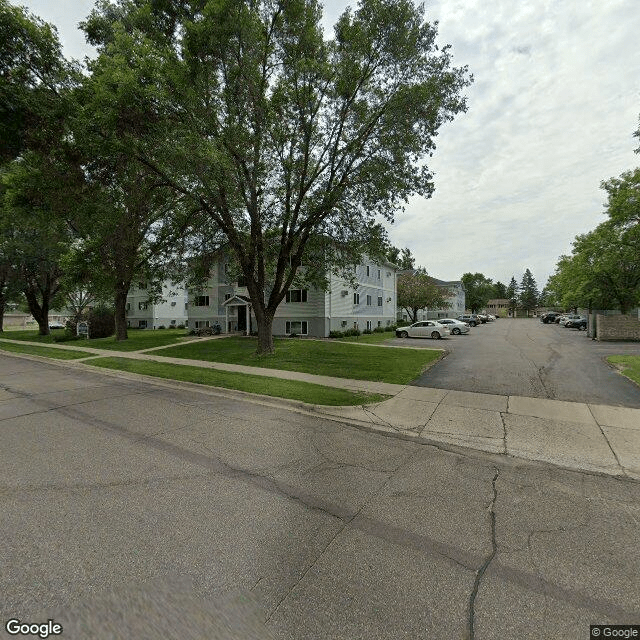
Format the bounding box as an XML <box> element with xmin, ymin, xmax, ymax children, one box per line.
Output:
<box><xmin>77</xmin><ymin>321</ymin><xmax>89</xmax><ymax>339</ymax></box>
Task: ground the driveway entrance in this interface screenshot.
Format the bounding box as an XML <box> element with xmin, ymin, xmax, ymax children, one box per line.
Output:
<box><xmin>412</xmin><ymin>318</ymin><xmax>640</xmax><ymax>407</ymax></box>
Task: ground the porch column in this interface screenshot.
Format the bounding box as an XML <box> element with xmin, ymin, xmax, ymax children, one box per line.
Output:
<box><xmin>225</xmin><ymin>306</ymin><xmax>228</xmax><ymax>334</ymax></box>
<box><xmin>245</xmin><ymin>305</ymin><xmax>249</xmax><ymax>335</ymax></box>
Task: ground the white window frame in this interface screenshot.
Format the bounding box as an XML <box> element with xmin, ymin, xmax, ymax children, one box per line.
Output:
<box><xmin>377</xmin><ymin>296</ymin><xmax>383</xmax><ymax>306</ymax></box>
<box><xmin>366</xmin><ymin>320</ymin><xmax>372</xmax><ymax>331</ymax></box>
<box><xmin>195</xmin><ymin>295</ymin><xmax>210</xmax><ymax>307</ymax></box>
<box><xmin>366</xmin><ymin>266</ymin><xmax>370</xmax><ymax>277</ymax></box>
<box><xmin>285</xmin><ymin>320</ymin><xmax>308</xmax><ymax>335</ymax></box>
<box><xmin>366</xmin><ymin>295</ymin><xmax>372</xmax><ymax>306</ymax></box>
<box><xmin>353</xmin><ymin>293</ymin><xmax>360</xmax><ymax>304</ymax></box>
<box><xmin>139</xmin><ymin>320</ymin><xmax>147</xmax><ymax>328</ymax></box>
<box><xmin>138</xmin><ymin>301</ymin><xmax>148</xmax><ymax>310</ymax></box>
<box><xmin>286</xmin><ymin>289</ymin><xmax>308</xmax><ymax>303</ymax></box>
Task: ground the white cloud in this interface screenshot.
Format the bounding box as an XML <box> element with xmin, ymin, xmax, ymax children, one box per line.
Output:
<box><xmin>19</xmin><ymin>0</ymin><xmax>640</xmax><ymax>288</ymax></box>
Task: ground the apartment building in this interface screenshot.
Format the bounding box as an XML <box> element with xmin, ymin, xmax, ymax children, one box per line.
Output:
<box><xmin>187</xmin><ymin>256</ymin><xmax>398</xmax><ymax>337</ymax></box>
<box><xmin>125</xmin><ymin>281</ymin><xmax>188</xmax><ymax>329</ymax></box>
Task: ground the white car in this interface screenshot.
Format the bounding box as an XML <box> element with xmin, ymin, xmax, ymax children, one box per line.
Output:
<box><xmin>395</xmin><ymin>320</ymin><xmax>450</xmax><ymax>340</ymax></box>
<box><xmin>435</xmin><ymin>318</ymin><xmax>470</xmax><ymax>335</ymax></box>
<box><xmin>48</xmin><ymin>321</ymin><xmax>66</xmax><ymax>330</ymax></box>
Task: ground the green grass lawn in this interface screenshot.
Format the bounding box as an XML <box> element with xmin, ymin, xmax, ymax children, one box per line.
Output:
<box><xmin>2</xmin><ymin>328</ymin><xmax>192</xmax><ymax>351</ymax></box>
<box><xmin>87</xmin><ymin>357</ymin><xmax>389</xmax><ymax>406</ymax></box>
<box><xmin>154</xmin><ymin>336</ymin><xmax>442</xmax><ymax>384</ymax></box>
<box><xmin>607</xmin><ymin>355</ymin><xmax>640</xmax><ymax>386</ymax></box>
<box><xmin>0</xmin><ymin>340</ymin><xmax>93</xmax><ymax>360</ymax></box>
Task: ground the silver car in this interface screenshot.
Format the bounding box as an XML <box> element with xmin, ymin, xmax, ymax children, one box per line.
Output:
<box><xmin>395</xmin><ymin>320</ymin><xmax>450</xmax><ymax>340</ymax></box>
<box><xmin>436</xmin><ymin>318</ymin><xmax>470</xmax><ymax>335</ymax></box>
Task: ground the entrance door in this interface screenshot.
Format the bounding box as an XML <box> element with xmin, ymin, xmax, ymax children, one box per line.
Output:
<box><xmin>237</xmin><ymin>306</ymin><xmax>247</xmax><ymax>332</ymax></box>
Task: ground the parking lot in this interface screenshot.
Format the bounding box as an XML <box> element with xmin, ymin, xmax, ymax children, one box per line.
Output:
<box><xmin>404</xmin><ymin>318</ymin><xmax>640</xmax><ymax>407</ymax></box>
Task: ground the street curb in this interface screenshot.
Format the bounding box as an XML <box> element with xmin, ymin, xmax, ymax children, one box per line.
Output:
<box><xmin>2</xmin><ymin>349</ymin><xmax>638</xmax><ymax>484</ymax></box>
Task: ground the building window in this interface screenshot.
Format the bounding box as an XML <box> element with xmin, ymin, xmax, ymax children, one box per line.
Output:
<box><xmin>170</xmin><ymin>320</ymin><xmax>176</xmax><ymax>325</ymax></box>
<box><xmin>138</xmin><ymin>301</ymin><xmax>148</xmax><ymax>310</ymax></box>
<box><xmin>366</xmin><ymin>320</ymin><xmax>372</xmax><ymax>330</ymax></box>
<box><xmin>378</xmin><ymin>320</ymin><xmax>382</xmax><ymax>327</ymax></box>
<box><xmin>366</xmin><ymin>295</ymin><xmax>372</xmax><ymax>306</ymax></box>
<box><xmin>377</xmin><ymin>296</ymin><xmax>383</xmax><ymax>306</ymax></box>
<box><xmin>377</xmin><ymin>269</ymin><xmax>381</xmax><ymax>279</ymax></box>
<box><xmin>366</xmin><ymin>266</ymin><xmax>370</xmax><ymax>277</ymax></box>
<box><xmin>185</xmin><ymin>303</ymin><xmax>188</xmax><ymax>309</ymax></box>
<box><xmin>195</xmin><ymin>296</ymin><xmax>209</xmax><ymax>307</ymax></box>
<box><xmin>170</xmin><ymin>301</ymin><xmax>176</xmax><ymax>307</ymax></box>
<box><xmin>126</xmin><ymin>303</ymin><xmax>131</xmax><ymax>311</ymax></box>
<box><xmin>341</xmin><ymin>321</ymin><xmax>347</xmax><ymax>327</ymax></box>
<box><xmin>286</xmin><ymin>289</ymin><xmax>308</xmax><ymax>303</ymax></box>
<box><xmin>353</xmin><ymin>293</ymin><xmax>360</xmax><ymax>304</ymax></box>
<box><xmin>195</xmin><ymin>320</ymin><xmax>210</xmax><ymax>328</ymax></box>
<box><xmin>286</xmin><ymin>321</ymin><xmax>308</xmax><ymax>335</ymax></box>
<box><xmin>139</xmin><ymin>320</ymin><xmax>147</xmax><ymax>328</ymax></box>
<box><xmin>224</xmin><ymin>293</ymin><xmax>231</xmax><ymax>301</ymax></box>
<box><xmin>353</xmin><ymin>321</ymin><xmax>358</xmax><ymax>329</ymax></box>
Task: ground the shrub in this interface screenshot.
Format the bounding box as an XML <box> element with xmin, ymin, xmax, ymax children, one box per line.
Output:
<box><xmin>329</xmin><ymin>330</ymin><xmax>345</xmax><ymax>338</ymax></box>
<box><xmin>157</xmin><ymin>325</ymin><xmax>166</xmax><ymax>330</ymax></box>
<box><xmin>384</xmin><ymin>325</ymin><xmax>397</xmax><ymax>332</ymax></box>
<box><xmin>373</xmin><ymin>326</ymin><xmax>385</xmax><ymax>333</ymax></box>
<box><xmin>87</xmin><ymin>306</ymin><xmax>115</xmax><ymax>338</ymax></box>
<box><xmin>177</xmin><ymin>323</ymin><xmax>185</xmax><ymax>329</ymax></box>
<box><xmin>343</xmin><ymin>328</ymin><xmax>361</xmax><ymax>337</ymax></box>
<box><xmin>53</xmin><ymin>333</ymin><xmax>82</xmax><ymax>343</ymax></box>
<box><xmin>362</xmin><ymin>328</ymin><xmax>372</xmax><ymax>334</ymax></box>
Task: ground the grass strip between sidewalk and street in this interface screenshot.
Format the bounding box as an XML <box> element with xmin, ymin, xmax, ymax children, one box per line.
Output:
<box><xmin>155</xmin><ymin>336</ymin><xmax>442</xmax><ymax>384</ymax></box>
<box><xmin>607</xmin><ymin>355</ymin><xmax>640</xmax><ymax>386</ymax></box>
<box><xmin>86</xmin><ymin>357</ymin><xmax>391</xmax><ymax>406</ymax></box>
<box><xmin>0</xmin><ymin>340</ymin><xmax>93</xmax><ymax>360</ymax></box>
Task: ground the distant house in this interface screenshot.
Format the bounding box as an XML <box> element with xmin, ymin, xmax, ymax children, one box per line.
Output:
<box><xmin>125</xmin><ymin>281</ymin><xmax>188</xmax><ymax>329</ymax></box>
<box><xmin>187</xmin><ymin>254</ymin><xmax>398</xmax><ymax>337</ymax></box>
<box><xmin>485</xmin><ymin>298</ymin><xmax>511</xmax><ymax>318</ymax></box>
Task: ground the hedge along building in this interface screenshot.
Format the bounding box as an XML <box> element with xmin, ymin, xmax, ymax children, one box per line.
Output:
<box><xmin>186</xmin><ymin>255</ymin><xmax>398</xmax><ymax>337</ymax></box>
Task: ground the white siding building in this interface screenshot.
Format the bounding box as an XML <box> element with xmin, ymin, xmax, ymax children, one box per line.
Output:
<box><xmin>125</xmin><ymin>281</ymin><xmax>188</xmax><ymax>329</ymax></box>
<box><xmin>187</xmin><ymin>256</ymin><xmax>398</xmax><ymax>337</ymax></box>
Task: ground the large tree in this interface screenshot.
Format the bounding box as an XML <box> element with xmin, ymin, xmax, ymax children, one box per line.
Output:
<box><xmin>519</xmin><ymin>268</ymin><xmax>539</xmax><ymax>314</ymax></box>
<box><xmin>81</xmin><ymin>0</ymin><xmax>470</xmax><ymax>353</ymax></box>
<box><xmin>506</xmin><ymin>276</ymin><xmax>519</xmax><ymax>314</ymax></box>
<box><xmin>397</xmin><ymin>269</ymin><xmax>451</xmax><ymax>323</ymax></box>
<box><xmin>461</xmin><ymin>272</ymin><xmax>493</xmax><ymax>313</ymax></box>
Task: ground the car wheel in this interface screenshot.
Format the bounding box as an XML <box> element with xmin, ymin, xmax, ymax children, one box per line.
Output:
<box><xmin>431</xmin><ymin>331</ymin><xmax>440</xmax><ymax>339</ymax></box>
<box><xmin>452</xmin><ymin>328</ymin><xmax>460</xmax><ymax>335</ymax></box>
<box><xmin>578</xmin><ymin>325</ymin><xmax>586</xmax><ymax>331</ymax></box>
<box><xmin>400</xmin><ymin>331</ymin><xmax>408</xmax><ymax>338</ymax></box>
<box><xmin>470</xmin><ymin>321</ymin><xmax>477</xmax><ymax>327</ymax></box>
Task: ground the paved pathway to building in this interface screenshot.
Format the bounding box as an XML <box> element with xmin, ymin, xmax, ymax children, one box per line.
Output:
<box><xmin>1</xmin><ymin>336</ymin><xmax>639</xmax><ymax>481</ymax></box>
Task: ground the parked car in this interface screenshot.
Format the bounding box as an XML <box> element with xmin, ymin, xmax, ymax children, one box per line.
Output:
<box><xmin>436</xmin><ymin>318</ymin><xmax>470</xmax><ymax>335</ymax></box>
<box><xmin>559</xmin><ymin>314</ymin><xmax>582</xmax><ymax>326</ymax></box>
<box><xmin>565</xmin><ymin>316</ymin><xmax>587</xmax><ymax>329</ymax></box>
<box><xmin>457</xmin><ymin>314</ymin><xmax>480</xmax><ymax>327</ymax></box>
<box><xmin>476</xmin><ymin>314</ymin><xmax>488</xmax><ymax>323</ymax></box>
<box><xmin>396</xmin><ymin>320</ymin><xmax>450</xmax><ymax>340</ymax></box>
<box><xmin>486</xmin><ymin>314</ymin><xmax>497</xmax><ymax>321</ymax></box>
<box><xmin>540</xmin><ymin>312</ymin><xmax>560</xmax><ymax>324</ymax></box>
<box><xmin>48</xmin><ymin>321</ymin><xmax>66</xmax><ymax>330</ymax></box>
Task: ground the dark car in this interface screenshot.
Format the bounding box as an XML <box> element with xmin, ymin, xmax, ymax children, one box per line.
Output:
<box><xmin>565</xmin><ymin>317</ymin><xmax>587</xmax><ymax>330</ymax></box>
<box><xmin>457</xmin><ymin>314</ymin><xmax>480</xmax><ymax>327</ymax></box>
<box><xmin>540</xmin><ymin>312</ymin><xmax>560</xmax><ymax>324</ymax></box>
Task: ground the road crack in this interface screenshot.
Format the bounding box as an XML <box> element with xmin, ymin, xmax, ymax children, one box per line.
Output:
<box><xmin>468</xmin><ymin>467</ymin><xmax>499</xmax><ymax>640</ymax></box>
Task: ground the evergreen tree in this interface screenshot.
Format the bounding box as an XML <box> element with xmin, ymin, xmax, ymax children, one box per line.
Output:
<box><xmin>519</xmin><ymin>269</ymin><xmax>539</xmax><ymax>313</ymax></box>
<box><xmin>506</xmin><ymin>276</ymin><xmax>519</xmax><ymax>314</ymax></box>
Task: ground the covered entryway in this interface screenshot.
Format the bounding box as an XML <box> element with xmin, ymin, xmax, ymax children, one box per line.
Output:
<box><xmin>222</xmin><ymin>295</ymin><xmax>253</xmax><ymax>335</ymax></box>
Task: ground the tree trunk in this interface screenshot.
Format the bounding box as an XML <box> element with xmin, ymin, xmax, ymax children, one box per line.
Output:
<box><xmin>255</xmin><ymin>310</ymin><xmax>275</xmax><ymax>355</ymax></box>
<box><xmin>114</xmin><ymin>285</ymin><xmax>129</xmax><ymax>341</ymax></box>
<box><xmin>24</xmin><ymin>287</ymin><xmax>50</xmax><ymax>336</ymax></box>
<box><xmin>0</xmin><ymin>293</ymin><xmax>5</xmax><ymax>332</ymax></box>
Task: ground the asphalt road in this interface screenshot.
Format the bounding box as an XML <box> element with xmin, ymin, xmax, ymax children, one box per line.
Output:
<box><xmin>411</xmin><ymin>318</ymin><xmax>640</xmax><ymax>407</ymax></box>
<box><xmin>1</xmin><ymin>355</ymin><xmax>639</xmax><ymax>639</ymax></box>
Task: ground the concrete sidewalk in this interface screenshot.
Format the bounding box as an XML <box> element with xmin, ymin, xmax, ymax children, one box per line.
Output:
<box><xmin>1</xmin><ymin>337</ymin><xmax>639</xmax><ymax>480</ymax></box>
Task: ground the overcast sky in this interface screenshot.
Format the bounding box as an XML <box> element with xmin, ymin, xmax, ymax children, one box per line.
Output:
<box><xmin>19</xmin><ymin>0</ymin><xmax>640</xmax><ymax>289</ymax></box>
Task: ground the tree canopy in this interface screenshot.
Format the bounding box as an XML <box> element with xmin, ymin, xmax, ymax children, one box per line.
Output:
<box><xmin>461</xmin><ymin>272</ymin><xmax>493</xmax><ymax>313</ymax></box>
<box><xmin>397</xmin><ymin>269</ymin><xmax>451</xmax><ymax>323</ymax></box>
<box><xmin>79</xmin><ymin>0</ymin><xmax>471</xmax><ymax>353</ymax></box>
<box><xmin>519</xmin><ymin>268</ymin><xmax>538</xmax><ymax>312</ymax></box>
